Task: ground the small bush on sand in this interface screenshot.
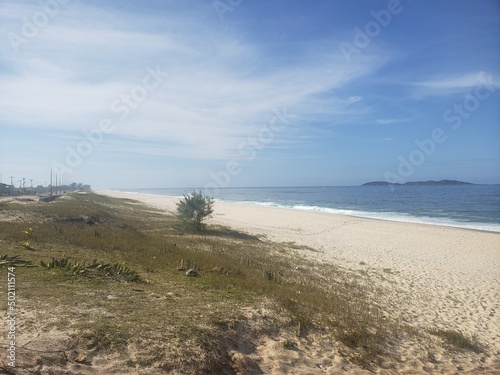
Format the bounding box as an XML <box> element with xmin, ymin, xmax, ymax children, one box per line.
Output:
<box><xmin>176</xmin><ymin>191</ymin><xmax>214</xmax><ymax>232</ymax></box>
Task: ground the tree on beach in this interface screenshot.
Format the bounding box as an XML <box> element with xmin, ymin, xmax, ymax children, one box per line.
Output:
<box><xmin>176</xmin><ymin>191</ymin><xmax>214</xmax><ymax>231</ymax></box>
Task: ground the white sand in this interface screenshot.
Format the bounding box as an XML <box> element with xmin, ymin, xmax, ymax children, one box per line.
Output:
<box><xmin>98</xmin><ymin>190</ymin><xmax>500</xmax><ymax>372</ymax></box>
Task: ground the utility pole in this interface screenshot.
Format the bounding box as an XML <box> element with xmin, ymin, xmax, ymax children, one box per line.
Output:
<box><xmin>50</xmin><ymin>170</ymin><xmax>53</xmax><ymax>196</ymax></box>
<box><xmin>9</xmin><ymin>176</ymin><xmax>14</xmax><ymax>196</ymax></box>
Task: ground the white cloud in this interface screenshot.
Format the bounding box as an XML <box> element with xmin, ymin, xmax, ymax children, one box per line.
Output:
<box><xmin>375</xmin><ymin>118</ymin><xmax>410</xmax><ymax>125</ymax></box>
<box><xmin>0</xmin><ymin>1</ymin><xmax>388</xmax><ymax>160</ymax></box>
<box><xmin>409</xmin><ymin>71</ymin><xmax>500</xmax><ymax>97</ymax></box>
<box><xmin>415</xmin><ymin>72</ymin><xmax>485</xmax><ymax>89</ymax></box>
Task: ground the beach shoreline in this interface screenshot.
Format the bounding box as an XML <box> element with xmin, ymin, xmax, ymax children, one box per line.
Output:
<box><xmin>99</xmin><ymin>188</ymin><xmax>500</xmax><ymax>234</ymax></box>
<box><xmin>98</xmin><ymin>189</ymin><xmax>500</xmax><ymax>364</ymax></box>
<box><xmin>5</xmin><ymin>190</ymin><xmax>499</xmax><ymax>373</ymax></box>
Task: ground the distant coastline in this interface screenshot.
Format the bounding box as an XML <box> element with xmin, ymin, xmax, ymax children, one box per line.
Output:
<box><xmin>118</xmin><ymin>185</ymin><xmax>500</xmax><ymax>233</ymax></box>
<box><xmin>362</xmin><ymin>179</ymin><xmax>474</xmax><ymax>186</ymax></box>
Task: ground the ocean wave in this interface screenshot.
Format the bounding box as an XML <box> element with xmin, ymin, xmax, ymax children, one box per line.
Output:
<box><xmin>111</xmin><ymin>190</ymin><xmax>500</xmax><ymax>233</ymax></box>
<box><xmin>228</xmin><ymin>200</ymin><xmax>500</xmax><ymax>233</ymax></box>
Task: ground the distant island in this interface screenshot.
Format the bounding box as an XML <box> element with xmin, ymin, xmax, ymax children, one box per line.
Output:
<box><xmin>362</xmin><ymin>179</ymin><xmax>474</xmax><ymax>186</ymax></box>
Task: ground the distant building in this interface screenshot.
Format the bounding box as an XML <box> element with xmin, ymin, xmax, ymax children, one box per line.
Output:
<box><xmin>0</xmin><ymin>183</ymin><xmax>8</xmax><ymax>196</ymax></box>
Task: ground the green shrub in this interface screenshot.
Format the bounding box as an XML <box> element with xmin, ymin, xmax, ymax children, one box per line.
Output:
<box><xmin>176</xmin><ymin>191</ymin><xmax>214</xmax><ymax>232</ymax></box>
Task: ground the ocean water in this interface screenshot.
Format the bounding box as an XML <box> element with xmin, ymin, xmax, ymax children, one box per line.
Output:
<box><xmin>119</xmin><ymin>185</ymin><xmax>500</xmax><ymax>233</ymax></box>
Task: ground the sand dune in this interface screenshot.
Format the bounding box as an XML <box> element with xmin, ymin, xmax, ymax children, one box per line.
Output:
<box><xmin>98</xmin><ymin>190</ymin><xmax>500</xmax><ymax>373</ymax></box>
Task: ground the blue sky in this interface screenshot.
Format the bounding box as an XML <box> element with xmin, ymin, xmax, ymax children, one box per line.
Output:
<box><xmin>0</xmin><ymin>0</ymin><xmax>499</xmax><ymax>189</ymax></box>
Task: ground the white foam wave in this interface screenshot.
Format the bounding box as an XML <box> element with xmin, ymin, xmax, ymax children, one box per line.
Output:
<box><xmin>228</xmin><ymin>201</ymin><xmax>500</xmax><ymax>233</ymax></box>
<box><xmin>109</xmin><ymin>192</ymin><xmax>500</xmax><ymax>233</ymax></box>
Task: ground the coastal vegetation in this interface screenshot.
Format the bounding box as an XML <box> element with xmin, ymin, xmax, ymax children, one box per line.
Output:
<box><xmin>176</xmin><ymin>191</ymin><xmax>214</xmax><ymax>231</ymax></box>
<box><xmin>0</xmin><ymin>193</ymin><xmax>486</xmax><ymax>373</ymax></box>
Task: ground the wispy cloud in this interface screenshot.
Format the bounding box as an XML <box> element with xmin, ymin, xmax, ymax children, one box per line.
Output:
<box><xmin>375</xmin><ymin>118</ymin><xmax>411</xmax><ymax>125</ymax></box>
<box><xmin>414</xmin><ymin>72</ymin><xmax>487</xmax><ymax>89</ymax></box>
<box><xmin>0</xmin><ymin>1</ymin><xmax>388</xmax><ymax>161</ymax></box>
<box><xmin>1</xmin><ymin>0</ymin><xmax>498</xmax><ymax>187</ymax></box>
<box><xmin>409</xmin><ymin>71</ymin><xmax>500</xmax><ymax>97</ymax></box>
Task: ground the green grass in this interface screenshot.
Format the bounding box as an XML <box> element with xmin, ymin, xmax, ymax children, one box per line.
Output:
<box><xmin>0</xmin><ymin>193</ymin><xmax>386</xmax><ymax>369</ymax></box>
<box><xmin>82</xmin><ymin>318</ymin><xmax>130</xmax><ymax>352</ymax></box>
<box><xmin>0</xmin><ymin>192</ymin><xmax>484</xmax><ymax>372</ymax></box>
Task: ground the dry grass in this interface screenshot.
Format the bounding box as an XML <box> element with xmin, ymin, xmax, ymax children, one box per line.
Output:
<box><xmin>0</xmin><ymin>192</ymin><xmax>482</xmax><ymax>373</ymax></box>
<box><xmin>429</xmin><ymin>329</ymin><xmax>483</xmax><ymax>353</ymax></box>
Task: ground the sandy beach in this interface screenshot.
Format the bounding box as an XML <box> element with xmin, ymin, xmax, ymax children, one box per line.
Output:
<box><xmin>98</xmin><ymin>190</ymin><xmax>500</xmax><ymax>373</ymax></box>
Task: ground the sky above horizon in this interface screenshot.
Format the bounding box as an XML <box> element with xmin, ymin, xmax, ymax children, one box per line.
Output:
<box><xmin>1</xmin><ymin>0</ymin><xmax>499</xmax><ymax>190</ymax></box>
